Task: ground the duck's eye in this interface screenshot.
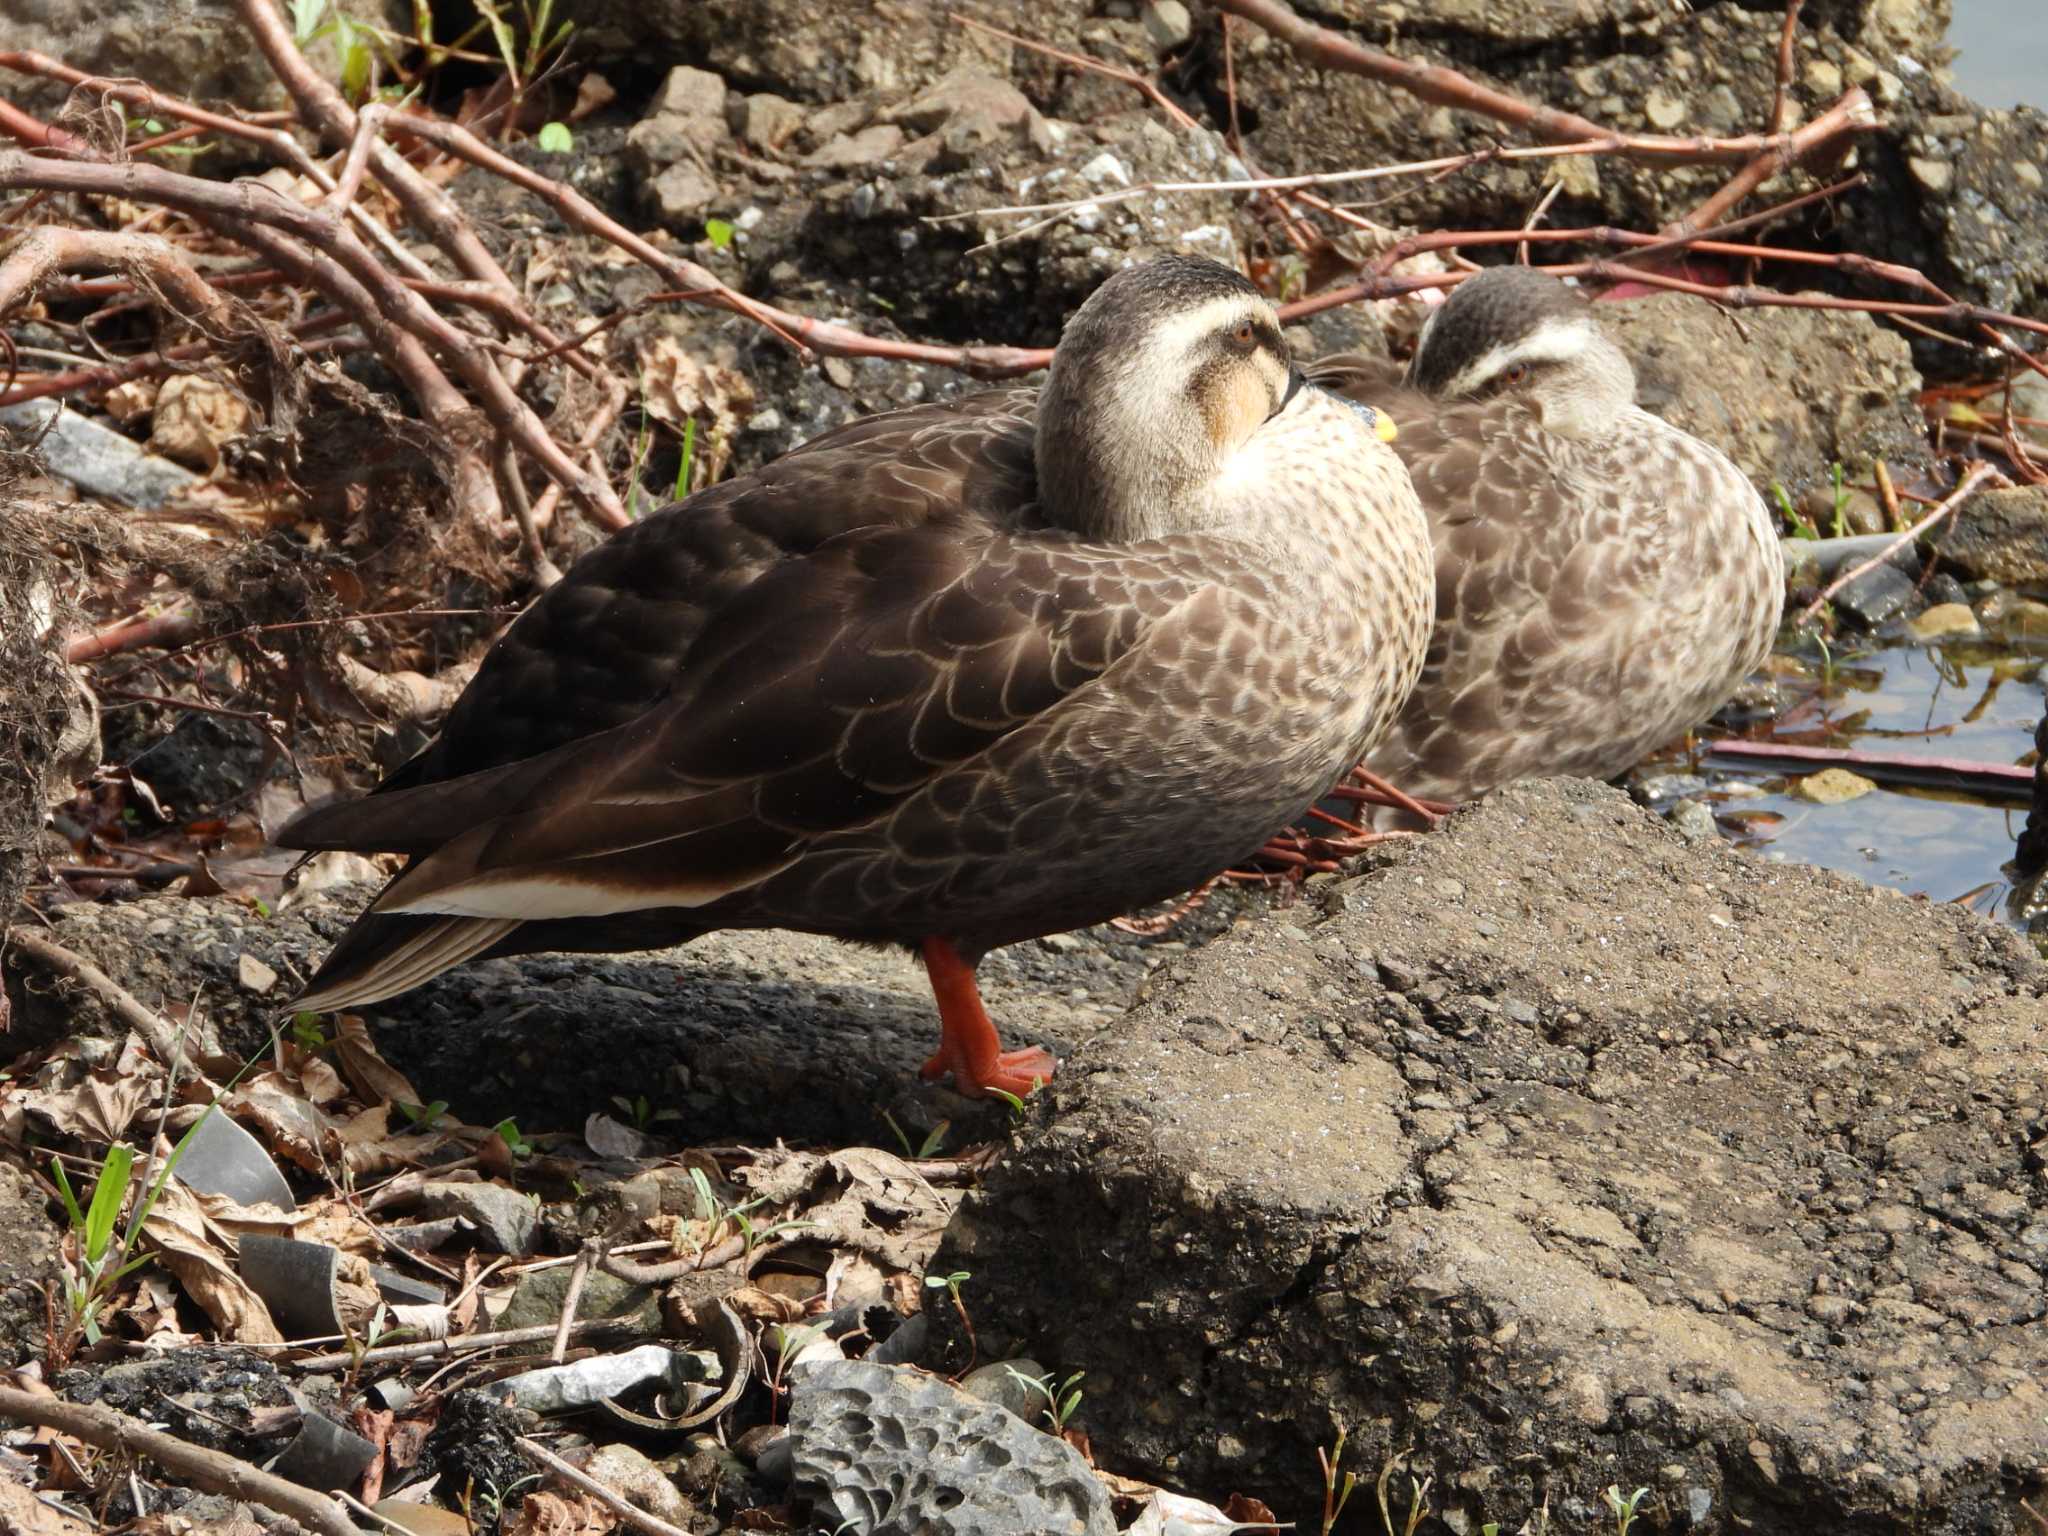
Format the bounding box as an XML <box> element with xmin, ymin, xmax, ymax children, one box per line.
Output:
<box><xmin>1232</xmin><ymin>320</ymin><xmax>1257</xmax><ymax>348</ymax></box>
<box><xmin>1503</xmin><ymin>362</ymin><xmax>1531</xmax><ymax>386</ymax></box>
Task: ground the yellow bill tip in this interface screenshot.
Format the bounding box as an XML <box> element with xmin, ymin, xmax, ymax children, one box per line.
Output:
<box><xmin>1374</xmin><ymin>409</ymin><xmax>1398</xmax><ymax>444</ymax></box>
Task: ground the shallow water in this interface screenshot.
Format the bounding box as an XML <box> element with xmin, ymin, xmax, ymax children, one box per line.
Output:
<box><xmin>1947</xmin><ymin>0</ymin><xmax>2047</xmax><ymax>111</ymax></box>
<box><xmin>1637</xmin><ymin>630</ymin><xmax>2044</xmax><ymax>930</ymax></box>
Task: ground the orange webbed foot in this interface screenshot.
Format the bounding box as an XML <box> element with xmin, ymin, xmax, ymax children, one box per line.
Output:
<box><xmin>918</xmin><ymin>937</ymin><xmax>1057</xmax><ymax>1099</ymax></box>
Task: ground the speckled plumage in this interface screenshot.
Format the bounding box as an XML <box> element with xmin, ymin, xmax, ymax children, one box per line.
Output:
<box><xmin>283</xmin><ymin>258</ymin><xmax>1431</xmax><ymax>1029</ymax></box>
<box><xmin>1311</xmin><ymin>267</ymin><xmax>1784</xmax><ymax>817</ymax></box>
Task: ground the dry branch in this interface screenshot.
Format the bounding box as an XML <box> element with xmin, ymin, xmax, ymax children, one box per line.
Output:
<box><xmin>1216</xmin><ymin>0</ymin><xmax>1875</xmax><ymax>170</ymax></box>
<box><xmin>0</xmin><ymin>1384</ymin><xmax>364</xmax><ymax>1536</ymax></box>
<box><xmin>0</xmin><ymin>149</ymin><xmax>627</xmax><ymax>530</ymax></box>
<box><xmin>4</xmin><ymin>927</ymin><xmax>191</xmax><ymax>1065</ymax></box>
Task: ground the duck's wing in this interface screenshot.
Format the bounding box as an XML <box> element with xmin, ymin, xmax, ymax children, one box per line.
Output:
<box><xmin>1306</xmin><ymin>351</ymin><xmax>1407</xmax><ymax>401</ymax></box>
<box><xmin>1336</xmin><ymin>391</ymin><xmax>1687</xmax><ymax>802</ymax></box>
<box><xmin>372</xmin><ymin>386</ymin><xmax>1041</xmax><ymax>793</ymax></box>
<box><xmin>298</xmin><ymin>522</ymin><xmax>1213</xmax><ymax>933</ymax></box>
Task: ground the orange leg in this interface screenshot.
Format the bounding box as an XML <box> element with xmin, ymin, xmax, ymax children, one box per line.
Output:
<box><xmin>918</xmin><ymin>937</ymin><xmax>1057</xmax><ymax>1099</ymax></box>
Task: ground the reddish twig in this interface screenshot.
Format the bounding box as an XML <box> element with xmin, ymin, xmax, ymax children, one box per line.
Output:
<box><xmin>1769</xmin><ymin>0</ymin><xmax>1806</xmax><ymax>135</ymax></box>
<box><xmin>1665</xmin><ymin>89</ymin><xmax>1872</xmax><ymax>237</ymax></box>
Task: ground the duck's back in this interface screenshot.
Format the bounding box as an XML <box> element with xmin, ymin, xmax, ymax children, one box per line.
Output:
<box><xmin>380</xmin><ymin>386</ymin><xmax>1041</xmax><ymax>793</ymax></box>
<box><xmin>1315</xmin><ymin>353</ymin><xmax>1782</xmax><ymax>809</ymax></box>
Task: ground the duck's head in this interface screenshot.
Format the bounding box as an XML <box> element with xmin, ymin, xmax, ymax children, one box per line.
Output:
<box><xmin>1406</xmin><ymin>266</ymin><xmax>1634</xmax><ymax>440</ymax></box>
<box><xmin>1036</xmin><ymin>254</ymin><xmax>1392</xmax><ymax>541</ymax></box>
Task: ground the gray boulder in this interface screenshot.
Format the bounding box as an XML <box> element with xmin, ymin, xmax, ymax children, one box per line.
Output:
<box><xmin>935</xmin><ymin>778</ymin><xmax>2048</xmax><ymax>1535</ymax></box>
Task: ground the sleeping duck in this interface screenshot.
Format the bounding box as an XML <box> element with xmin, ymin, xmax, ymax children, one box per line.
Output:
<box><xmin>281</xmin><ymin>256</ymin><xmax>1432</xmax><ymax>1098</ymax></box>
<box><xmin>1313</xmin><ymin>265</ymin><xmax>1784</xmax><ymax>819</ymax></box>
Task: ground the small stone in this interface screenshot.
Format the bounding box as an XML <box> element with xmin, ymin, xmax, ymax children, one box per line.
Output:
<box><xmin>735</xmin><ymin>92</ymin><xmax>805</xmax><ymax>153</ymax></box>
<box><xmin>414</xmin><ymin>1180</ymin><xmax>538</xmax><ymax>1255</ymax></box>
<box><xmin>653</xmin><ymin>65</ymin><xmax>729</xmax><ymax>125</ymax></box>
<box><xmin>237</xmin><ymin>953</ymin><xmax>279</xmax><ymax>994</ymax></box>
<box><xmin>805</xmin><ymin>123</ymin><xmax>904</xmax><ymax>170</ymax></box>
<box><xmin>1907</xmin><ymin>156</ymin><xmax>1953</xmax><ymax>196</ymax></box>
<box><xmin>647</xmin><ymin>160</ymin><xmax>721</xmax><ymax>225</ymax></box>
<box><xmin>745</xmin><ymin>408</ymin><xmax>784</xmax><ymax>434</ymax></box>
<box><xmin>1142</xmin><ymin>0</ymin><xmax>1193</xmax><ymax>51</ymax></box>
<box><xmin>1905</xmin><ymin>602</ymin><xmax>1980</xmax><ymax>641</ymax></box>
<box><xmin>1644</xmin><ymin>89</ymin><xmax>1686</xmax><ymax>130</ymax></box>
<box><xmin>1793</xmin><ymin>769</ymin><xmax>1877</xmax><ymax>806</ymax></box>
<box><xmin>1079</xmin><ymin>151</ymin><xmax>1131</xmax><ymax>188</ymax></box>
<box><xmin>584</xmin><ymin>1444</ymin><xmax>693</xmax><ymax>1528</ymax></box>
<box><xmin>790</xmin><ymin>1361</ymin><xmax>1113</xmax><ymax>1535</ymax></box>
<box><xmin>1803</xmin><ymin>59</ymin><xmax>1843</xmax><ymax>97</ymax></box>
<box><xmin>1806</xmin><ymin>1293</ymin><xmax>1853</xmax><ymax>1324</ymax></box>
<box><xmin>1667</xmin><ymin>799</ymin><xmax>1718</xmax><ymax>844</ymax></box>
<box><xmin>958</xmin><ymin>1358</ymin><xmax>1048</xmax><ymax>1420</ymax></box>
<box><xmin>2017</xmin><ymin>161</ymin><xmax>2044</xmax><ymax>192</ymax></box>
<box><xmin>1830</xmin><ymin>560</ymin><xmax>1920</xmax><ymax>628</ymax></box>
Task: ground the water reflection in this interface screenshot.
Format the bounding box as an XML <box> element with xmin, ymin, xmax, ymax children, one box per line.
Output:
<box><xmin>1637</xmin><ymin>632</ymin><xmax>2045</xmax><ymax>935</ymax></box>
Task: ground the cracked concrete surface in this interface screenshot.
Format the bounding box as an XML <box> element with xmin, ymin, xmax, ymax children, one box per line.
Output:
<box><xmin>935</xmin><ymin>779</ymin><xmax>2048</xmax><ymax>1534</ymax></box>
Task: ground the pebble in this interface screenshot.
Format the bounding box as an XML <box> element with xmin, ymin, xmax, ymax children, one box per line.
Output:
<box><xmin>1793</xmin><ymin>768</ymin><xmax>1878</xmax><ymax>806</ymax></box>
<box><xmin>1667</xmin><ymin>799</ymin><xmax>1718</xmax><ymax>843</ymax></box>
<box><xmin>237</xmin><ymin>953</ymin><xmax>279</xmax><ymax>994</ymax></box>
<box><xmin>1141</xmin><ymin>0</ymin><xmax>1193</xmax><ymax>50</ymax></box>
<box><xmin>958</xmin><ymin>1358</ymin><xmax>1048</xmax><ymax>1420</ymax></box>
<box><xmin>1906</xmin><ymin>602</ymin><xmax>1980</xmax><ymax>640</ymax></box>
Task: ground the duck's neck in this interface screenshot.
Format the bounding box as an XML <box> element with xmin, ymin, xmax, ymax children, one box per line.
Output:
<box><xmin>1034</xmin><ymin>357</ymin><xmax>1228</xmax><ymax>542</ymax></box>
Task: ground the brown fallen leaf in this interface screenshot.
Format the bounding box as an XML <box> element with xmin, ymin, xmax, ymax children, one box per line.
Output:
<box><xmin>334</xmin><ymin>1015</ymin><xmax>424</xmax><ymax>1108</ymax></box>
<box><xmin>502</xmin><ymin>1489</ymin><xmax>616</xmax><ymax>1536</ymax></box>
<box><xmin>141</xmin><ymin>1179</ymin><xmax>284</xmax><ymax>1343</ymax></box>
<box><xmin>0</xmin><ymin>1480</ymin><xmax>96</xmax><ymax>1536</ymax></box>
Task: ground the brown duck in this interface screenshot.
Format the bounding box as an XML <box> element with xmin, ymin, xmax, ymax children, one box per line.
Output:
<box><xmin>1312</xmin><ymin>266</ymin><xmax>1785</xmax><ymax>818</ymax></box>
<box><xmin>283</xmin><ymin>256</ymin><xmax>1432</xmax><ymax>1098</ymax></box>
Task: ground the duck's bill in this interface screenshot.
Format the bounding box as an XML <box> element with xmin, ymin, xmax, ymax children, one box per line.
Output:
<box><xmin>1338</xmin><ymin>395</ymin><xmax>1399</xmax><ymax>443</ymax></box>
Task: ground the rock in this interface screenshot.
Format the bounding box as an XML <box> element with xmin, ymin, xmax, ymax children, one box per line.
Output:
<box><xmin>788</xmin><ymin>1360</ymin><xmax>1112</xmax><ymax>1535</ymax></box>
<box><xmin>1141</xmin><ymin>0</ymin><xmax>1192</xmax><ymax>52</ymax></box>
<box><xmin>734</xmin><ymin>92</ymin><xmax>807</xmax><ymax>153</ymax></box>
<box><xmin>804</xmin><ymin>123</ymin><xmax>906</xmax><ymax>171</ymax></box>
<box><xmin>0</xmin><ymin>1159</ymin><xmax>59</xmax><ymax>1365</ymax></box>
<box><xmin>1936</xmin><ymin>486</ymin><xmax>2048</xmax><ymax>587</ymax></box>
<box><xmin>237</xmin><ymin>952</ymin><xmax>279</xmax><ymax>994</ymax></box>
<box><xmin>1792</xmin><ymin>767</ymin><xmax>1878</xmax><ymax>804</ymax></box>
<box><xmin>498</xmin><ymin>1267</ymin><xmax>663</xmax><ymax>1336</ymax></box>
<box><xmin>884</xmin><ymin>68</ymin><xmax>1037</xmax><ymax>136</ymax></box>
<box><xmin>582</xmin><ymin>1445</ymin><xmax>695</xmax><ymax>1526</ymax></box>
<box><xmin>0</xmin><ymin>0</ymin><xmax>407</xmax><ymax>119</ymax></box>
<box><xmin>652</xmin><ymin>64</ymin><xmax>729</xmax><ymax>124</ymax></box>
<box><xmin>1905</xmin><ymin>602</ymin><xmax>1981</xmax><ymax>641</ymax></box>
<box><xmin>1601</xmin><ymin>295</ymin><xmax>1927</xmax><ymax>490</ymax></box>
<box><xmin>645</xmin><ymin>161</ymin><xmax>724</xmax><ymax>227</ymax></box>
<box><xmin>412</xmin><ymin>1180</ymin><xmax>538</xmax><ymax>1256</ymax></box>
<box><xmin>957</xmin><ymin>1358</ymin><xmax>1049</xmax><ymax>1421</ymax></box>
<box><xmin>1666</xmin><ymin>798</ymin><xmax>1718</xmax><ymax>842</ymax></box>
<box><xmin>1976</xmin><ymin>592</ymin><xmax>2048</xmax><ymax>645</ymax></box>
<box><xmin>7</xmin><ymin>876</ymin><xmax>1241</xmax><ymax>1148</ymax></box>
<box><xmin>935</xmin><ymin>779</ymin><xmax>2047</xmax><ymax>1535</ymax></box>
<box><xmin>1830</xmin><ymin>560</ymin><xmax>1923</xmax><ymax>629</ymax></box>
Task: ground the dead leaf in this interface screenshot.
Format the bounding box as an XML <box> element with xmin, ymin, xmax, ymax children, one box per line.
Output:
<box><xmin>633</xmin><ymin>334</ymin><xmax>754</xmax><ymax>484</ymax></box>
<box><xmin>584</xmin><ymin>1112</ymin><xmax>656</xmax><ymax>1161</ymax></box>
<box><xmin>334</xmin><ymin>1016</ymin><xmax>423</xmax><ymax>1107</ymax></box>
<box><xmin>737</xmin><ymin>1146</ymin><xmax>959</xmax><ymax>1273</ymax></box>
<box><xmin>142</xmin><ymin>1179</ymin><xmax>283</xmax><ymax>1343</ymax></box>
<box><xmin>0</xmin><ymin>1481</ymin><xmax>96</xmax><ymax>1536</ymax></box>
<box><xmin>502</xmin><ymin>1489</ymin><xmax>616</xmax><ymax>1536</ymax></box>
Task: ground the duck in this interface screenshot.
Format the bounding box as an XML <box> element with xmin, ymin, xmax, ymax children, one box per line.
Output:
<box><xmin>1310</xmin><ymin>265</ymin><xmax>1785</xmax><ymax>822</ymax></box>
<box><xmin>281</xmin><ymin>255</ymin><xmax>1433</xmax><ymax>1099</ymax></box>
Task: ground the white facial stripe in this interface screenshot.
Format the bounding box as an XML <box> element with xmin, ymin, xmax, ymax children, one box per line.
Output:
<box><xmin>1438</xmin><ymin>315</ymin><xmax>1596</xmax><ymax>399</ymax></box>
<box><xmin>1141</xmin><ymin>293</ymin><xmax>1269</xmax><ymax>365</ymax></box>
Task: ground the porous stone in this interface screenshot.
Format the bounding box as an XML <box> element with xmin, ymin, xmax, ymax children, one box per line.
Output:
<box><xmin>788</xmin><ymin>1359</ymin><xmax>1112</xmax><ymax>1535</ymax></box>
<box><xmin>936</xmin><ymin>779</ymin><xmax>2048</xmax><ymax>1535</ymax></box>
